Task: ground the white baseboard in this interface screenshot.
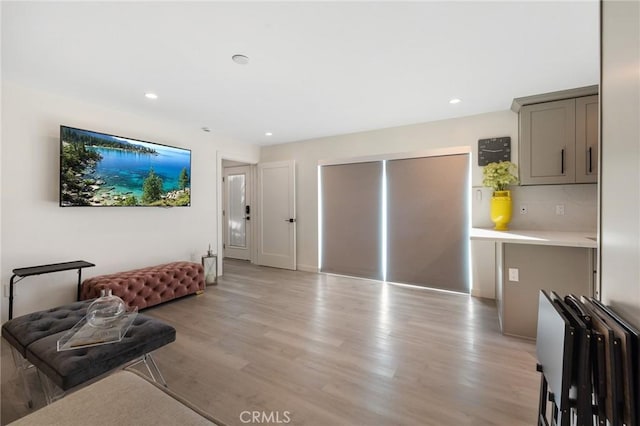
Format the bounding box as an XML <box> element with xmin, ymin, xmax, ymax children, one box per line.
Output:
<box><xmin>297</xmin><ymin>264</ymin><xmax>319</xmax><ymax>273</ymax></box>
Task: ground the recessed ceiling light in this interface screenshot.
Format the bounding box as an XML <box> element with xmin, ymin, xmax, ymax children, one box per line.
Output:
<box><xmin>265</xmin><ymin>132</ymin><xmax>273</xmax><ymax>136</ymax></box>
<box><xmin>232</xmin><ymin>54</ymin><xmax>249</xmax><ymax>65</ymax></box>
<box><xmin>145</xmin><ymin>93</ymin><xmax>158</xmax><ymax>100</ymax></box>
<box><xmin>202</xmin><ymin>127</ymin><xmax>211</xmax><ymax>133</ymax></box>
<box><xmin>449</xmin><ymin>98</ymin><xmax>461</xmax><ymax>104</ymax></box>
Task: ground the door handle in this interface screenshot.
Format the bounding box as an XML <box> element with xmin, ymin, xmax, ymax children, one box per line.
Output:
<box><xmin>245</xmin><ymin>216</ymin><xmax>250</xmax><ymax>221</ymax></box>
<box><xmin>588</xmin><ymin>147</ymin><xmax>593</xmax><ymax>173</ymax></box>
<box><xmin>285</xmin><ymin>218</ymin><xmax>296</xmax><ymax>223</ymax></box>
<box><xmin>561</xmin><ymin>149</ymin><xmax>565</xmax><ymax>174</ymax></box>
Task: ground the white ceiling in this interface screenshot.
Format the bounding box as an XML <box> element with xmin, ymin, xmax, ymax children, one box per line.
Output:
<box><xmin>2</xmin><ymin>1</ymin><xmax>599</xmax><ymax>146</ymax></box>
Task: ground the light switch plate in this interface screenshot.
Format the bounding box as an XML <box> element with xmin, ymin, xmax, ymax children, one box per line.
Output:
<box><xmin>508</xmin><ymin>268</ymin><xmax>519</xmax><ymax>282</ymax></box>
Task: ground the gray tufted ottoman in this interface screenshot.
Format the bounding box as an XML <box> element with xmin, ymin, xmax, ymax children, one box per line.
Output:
<box><xmin>2</xmin><ymin>300</ymin><xmax>92</xmax><ymax>357</ymax></box>
<box><xmin>2</xmin><ymin>302</ymin><xmax>176</xmax><ymax>405</ymax></box>
<box><xmin>29</xmin><ymin>315</ymin><xmax>175</xmax><ymax>391</ymax></box>
<box><xmin>2</xmin><ymin>300</ymin><xmax>92</xmax><ymax>406</ymax></box>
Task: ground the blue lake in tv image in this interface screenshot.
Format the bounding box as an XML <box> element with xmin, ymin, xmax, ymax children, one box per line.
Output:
<box><xmin>90</xmin><ymin>146</ymin><xmax>190</xmax><ymax>199</ymax></box>
<box><xmin>59</xmin><ymin>126</ymin><xmax>191</xmax><ymax>206</ymax></box>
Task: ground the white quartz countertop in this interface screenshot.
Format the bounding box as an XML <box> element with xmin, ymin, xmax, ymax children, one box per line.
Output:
<box><xmin>470</xmin><ymin>228</ymin><xmax>597</xmax><ymax>248</ymax></box>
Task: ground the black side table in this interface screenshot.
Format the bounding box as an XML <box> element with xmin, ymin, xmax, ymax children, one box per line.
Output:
<box><xmin>9</xmin><ymin>260</ymin><xmax>95</xmax><ymax>319</ymax></box>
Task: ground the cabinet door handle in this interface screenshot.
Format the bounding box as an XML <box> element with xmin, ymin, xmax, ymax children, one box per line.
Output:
<box><xmin>588</xmin><ymin>147</ymin><xmax>593</xmax><ymax>173</ymax></box>
<box><xmin>561</xmin><ymin>149</ymin><xmax>565</xmax><ymax>174</ymax></box>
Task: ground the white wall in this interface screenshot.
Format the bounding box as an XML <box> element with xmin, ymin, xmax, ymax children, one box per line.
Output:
<box><xmin>600</xmin><ymin>0</ymin><xmax>640</xmax><ymax>327</ymax></box>
<box><xmin>261</xmin><ymin>110</ymin><xmax>517</xmax><ymax>273</ymax></box>
<box><xmin>261</xmin><ymin>110</ymin><xmax>598</xmax><ymax>299</ymax></box>
<box><xmin>1</xmin><ymin>81</ymin><xmax>259</xmax><ymax>320</ymax></box>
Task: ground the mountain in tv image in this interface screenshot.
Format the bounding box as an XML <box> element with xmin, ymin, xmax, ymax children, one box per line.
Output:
<box><xmin>60</xmin><ymin>127</ymin><xmax>191</xmax><ymax>207</ymax></box>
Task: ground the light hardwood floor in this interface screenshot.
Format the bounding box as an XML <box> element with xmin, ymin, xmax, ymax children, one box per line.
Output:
<box><xmin>2</xmin><ymin>260</ymin><xmax>539</xmax><ymax>425</ymax></box>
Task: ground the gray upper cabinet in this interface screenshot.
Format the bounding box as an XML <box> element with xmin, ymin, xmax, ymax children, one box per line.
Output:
<box><xmin>513</xmin><ymin>86</ymin><xmax>599</xmax><ymax>186</ymax></box>
<box><xmin>520</xmin><ymin>99</ymin><xmax>576</xmax><ymax>185</ymax></box>
<box><xmin>575</xmin><ymin>95</ymin><xmax>599</xmax><ymax>183</ymax></box>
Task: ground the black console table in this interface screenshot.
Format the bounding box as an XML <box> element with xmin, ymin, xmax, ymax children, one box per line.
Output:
<box><xmin>9</xmin><ymin>260</ymin><xmax>95</xmax><ymax>320</ymax></box>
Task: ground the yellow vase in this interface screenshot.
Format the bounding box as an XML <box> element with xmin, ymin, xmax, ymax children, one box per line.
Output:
<box><xmin>490</xmin><ymin>190</ymin><xmax>512</xmax><ymax>231</ymax></box>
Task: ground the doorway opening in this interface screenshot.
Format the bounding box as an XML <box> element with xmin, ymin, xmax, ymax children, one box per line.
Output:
<box><xmin>216</xmin><ymin>152</ymin><xmax>258</xmax><ymax>278</ymax></box>
<box><xmin>317</xmin><ymin>147</ymin><xmax>470</xmax><ymax>293</ymax></box>
<box><xmin>222</xmin><ymin>161</ymin><xmax>253</xmax><ymax>262</ymax></box>
<box><xmin>216</xmin><ymin>154</ymin><xmax>298</xmax><ymax>277</ymax></box>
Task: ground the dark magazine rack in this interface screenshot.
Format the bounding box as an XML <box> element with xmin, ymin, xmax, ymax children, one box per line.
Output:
<box><xmin>535</xmin><ymin>289</ymin><xmax>640</xmax><ymax>426</ymax></box>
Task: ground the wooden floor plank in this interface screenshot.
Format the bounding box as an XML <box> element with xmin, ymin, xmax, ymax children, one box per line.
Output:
<box><xmin>1</xmin><ymin>259</ymin><xmax>539</xmax><ymax>425</ymax></box>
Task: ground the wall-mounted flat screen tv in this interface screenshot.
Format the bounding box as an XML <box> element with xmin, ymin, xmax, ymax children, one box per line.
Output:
<box><xmin>60</xmin><ymin>126</ymin><xmax>191</xmax><ymax>207</ymax></box>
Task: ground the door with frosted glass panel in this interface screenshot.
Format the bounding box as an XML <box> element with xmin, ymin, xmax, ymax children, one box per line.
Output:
<box><xmin>224</xmin><ymin>166</ymin><xmax>251</xmax><ymax>260</ymax></box>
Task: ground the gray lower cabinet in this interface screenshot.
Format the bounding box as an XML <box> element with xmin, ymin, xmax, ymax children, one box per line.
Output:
<box><xmin>519</xmin><ymin>94</ymin><xmax>599</xmax><ymax>185</ymax></box>
<box><xmin>501</xmin><ymin>243</ymin><xmax>593</xmax><ymax>339</ymax></box>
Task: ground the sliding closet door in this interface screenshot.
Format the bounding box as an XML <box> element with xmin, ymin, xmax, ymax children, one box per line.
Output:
<box><xmin>320</xmin><ymin>162</ymin><xmax>383</xmax><ymax>280</ymax></box>
<box><xmin>386</xmin><ymin>154</ymin><xmax>470</xmax><ymax>292</ymax></box>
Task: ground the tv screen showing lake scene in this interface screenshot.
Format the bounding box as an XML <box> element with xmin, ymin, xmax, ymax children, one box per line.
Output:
<box><xmin>60</xmin><ymin>126</ymin><xmax>191</xmax><ymax>207</ymax></box>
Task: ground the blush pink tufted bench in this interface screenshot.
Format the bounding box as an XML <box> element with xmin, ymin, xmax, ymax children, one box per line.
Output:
<box><xmin>80</xmin><ymin>262</ymin><xmax>205</xmax><ymax>310</ymax></box>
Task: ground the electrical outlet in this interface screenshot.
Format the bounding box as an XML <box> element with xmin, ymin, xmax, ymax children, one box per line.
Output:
<box><xmin>555</xmin><ymin>204</ymin><xmax>565</xmax><ymax>216</ymax></box>
<box><xmin>520</xmin><ymin>205</ymin><xmax>528</xmax><ymax>215</ymax></box>
<box><xmin>3</xmin><ymin>284</ymin><xmax>9</xmax><ymax>298</ymax></box>
<box><xmin>508</xmin><ymin>268</ymin><xmax>519</xmax><ymax>282</ymax></box>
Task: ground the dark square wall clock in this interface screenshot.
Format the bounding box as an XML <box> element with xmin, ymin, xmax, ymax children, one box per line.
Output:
<box><xmin>478</xmin><ymin>137</ymin><xmax>511</xmax><ymax>166</ymax></box>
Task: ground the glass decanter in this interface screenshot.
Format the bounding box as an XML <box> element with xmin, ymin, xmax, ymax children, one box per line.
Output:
<box><xmin>87</xmin><ymin>289</ymin><xmax>126</xmax><ymax>328</ymax></box>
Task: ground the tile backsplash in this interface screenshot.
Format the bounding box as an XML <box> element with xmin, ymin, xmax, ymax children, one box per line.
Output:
<box><xmin>472</xmin><ymin>184</ymin><xmax>597</xmax><ymax>232</ymax></box>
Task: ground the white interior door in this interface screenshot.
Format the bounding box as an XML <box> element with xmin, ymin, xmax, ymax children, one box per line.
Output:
<box><xmin>224</xmin><ymin>166</ymin><xmax>251</xmax><ymax>260</ymax></box>
<box><xmin>257</xmin><ymin>160</ymin><xmax>296</xmax><ymax>270</ymax></box>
